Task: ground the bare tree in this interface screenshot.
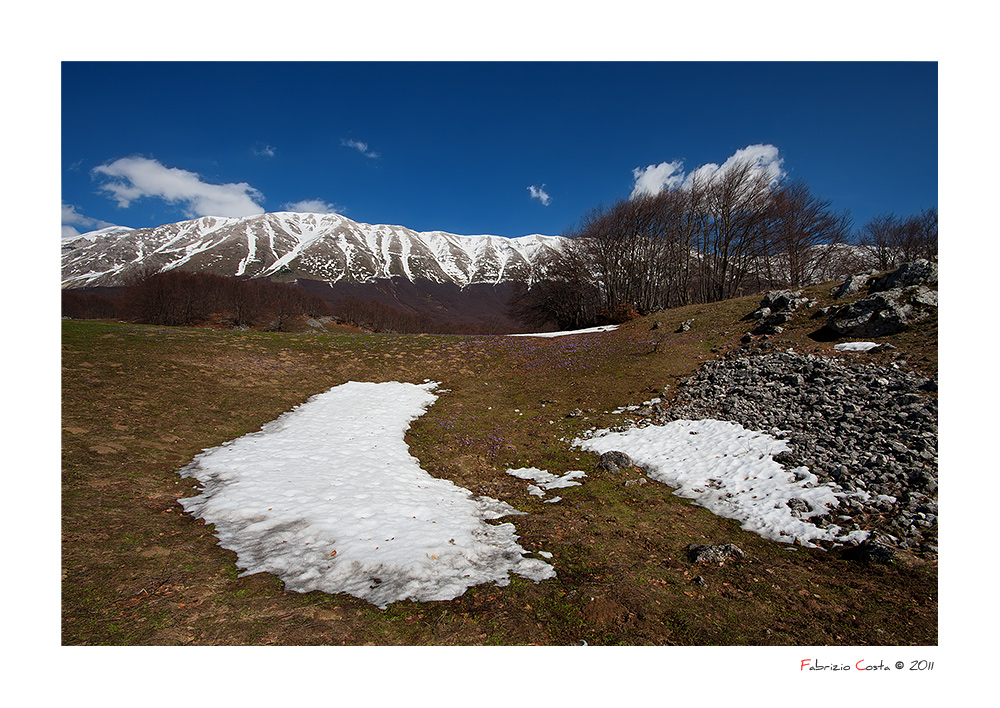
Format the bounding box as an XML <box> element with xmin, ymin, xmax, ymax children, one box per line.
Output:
<box><xmin>700</xmin><ymin>159</ymin><xmax>773</xmax><ymax>302</ymax></box>
<box><xmin>858</xmin><ymin>208</ymin><xmax>937</xmax><ymax>271</ymax></box>
<box><xmin>766</xmin><ymin>180</ymin><xmax>853</xmax><ymax>287</ymax></box>
<box><xmin>859</xmin><ymin>213</ymin><xmax>904</xmax><ymax>271</ymax></box>
<box><xmin>902</xmin><ymin>208</ymin><xmax>938</xmax><ymax>263</ymax></box>
<box><xmin>507</xmin><ymin>244</ymin><xmax>601</xmax><ymax>331</ymax></box>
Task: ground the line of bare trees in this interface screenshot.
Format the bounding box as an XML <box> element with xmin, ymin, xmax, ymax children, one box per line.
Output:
<box><xmin>510</xmin><ymin>158</ymin><xmax>936</xmax><ymax>331</ymax></box>
<box><xmin>61</xmin><ymin>290</ymin><xmax>122</xmax><ymax>320</ymax></box>
<box><xmin>67</xmin><ymin>270</ymin><xmax>334</xmax><ymax>330</ymax></box>
<box><xmin>62</xmin><ymin>270</ymin><xmax>517</xmax><ymax>335</ymax></box>
<box><xmin>855</xmin><ymin>208</ymin><xmax>938</xmax><ymax>272</ymax></box>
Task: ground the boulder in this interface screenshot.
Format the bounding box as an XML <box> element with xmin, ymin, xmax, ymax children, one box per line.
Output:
<box><xmin>825</xmin><ymin>285</ymin><xmax>937</xmax><ymax>338</ymax></box>
<box><xmin>595</xmin><ymin>450</ymin><xmax>634</xmax><ymax>473</ymax></box>
<box><xmin>831</xmin><ymin>272</ymin><xmax>874</xmax><ymax>299</ymax></box>
<box><xmin>869</xmin><ymin>260</ymin><xmax>937</xmax><ymax>293</ymax></box>
<box><xmin>842</xmin><ymin>539</ymin><xmax>896</xmax><ymax>565</ymax></box>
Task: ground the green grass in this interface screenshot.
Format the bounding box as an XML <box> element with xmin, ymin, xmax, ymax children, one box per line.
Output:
<box><xmin>61</xmin><ymin>280</ymin><xmax>937</xmax><ymax>645</ymax></box>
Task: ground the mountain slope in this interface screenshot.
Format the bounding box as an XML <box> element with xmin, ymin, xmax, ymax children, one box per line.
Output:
<box><xmin>61</xmin><ymin>212</ymin><xmax>566</xmax><ymax>289</ymax></box>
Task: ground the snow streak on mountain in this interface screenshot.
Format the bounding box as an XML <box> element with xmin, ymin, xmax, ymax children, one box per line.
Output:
<box><xmin>60</xmin><ymin>212</ymin><xmax>565</xmax><ymax>289</ymax></box>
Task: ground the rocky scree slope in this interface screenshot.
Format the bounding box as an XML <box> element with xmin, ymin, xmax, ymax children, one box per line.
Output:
<box><xmin>663</xmin><ymin>350</ymin><xmax>938</xmax><ymax>555</ymax></box>
<box><xmin>615</xmin><ymin>262</ymin><xmax>939</xmax><ymax>558</ymax></box>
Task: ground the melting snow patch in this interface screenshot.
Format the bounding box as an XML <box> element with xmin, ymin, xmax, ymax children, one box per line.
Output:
<box><xmin>575</xmin><ymin>419</ymin><xmax>869</xmax><ymax>548</ymax></box>
<box><xmin>508</xmin><ymin>324</ymin><xmax>619</xmax><ymax>338</ymax></box>
<box><xmin>834</xmin><ymin>342</ymin><xmax>881</xmax><ymax>351</ymax></box>
<box><xmin>178</xmin><ymin>381</ymin><xmax>553</xmax><ymax>609</ymax></box>
<box><xmin>506</xmin><ymin>467</ymin><xmax>586</xmax><ymax>503</ymax></box>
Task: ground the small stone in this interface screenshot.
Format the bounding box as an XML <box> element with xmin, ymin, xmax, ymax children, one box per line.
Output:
<box><xmin>688</xmin><ymin>543</ymin><xmax>746</xmax><ymax>565</ymax></box>
<box><xmin>843</xmin><ymin>540</ymin><xmax>896</xmax><ymax>565</ymax></box>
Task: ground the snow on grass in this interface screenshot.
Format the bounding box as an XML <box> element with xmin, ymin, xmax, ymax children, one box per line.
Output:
<box><xmin>575</xmin><ymin>419</ymin><xmax>869</xmax><ymax>548</ymax></box>
<box><xmin>508</xmin><ymin>324</ymin><xmax>619</xmax><ymax>338</ymax></box>
<box><xmin>833</xmin><ymin>342</ymin><xmax>881</xmax><ymax>351</ymax></box>
<box><xmin>178</xmin><ymin>381</ymin><xmax>554</xmax><ymax>609</ymax></box>
<box><xmin>506</xmin><ymin>467</ymin><xmax>586</xmax><ymax>502</ymax></box>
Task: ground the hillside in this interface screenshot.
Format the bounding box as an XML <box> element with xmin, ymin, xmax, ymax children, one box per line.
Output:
<box><xmin>61</xmin><ymin>269</ymin><xmax>937</xmax><ymax>646</ymax></box>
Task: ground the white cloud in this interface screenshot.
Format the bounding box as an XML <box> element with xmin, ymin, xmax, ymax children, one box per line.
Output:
<box><xmin>341</xmin><ymin>138</ymin><xmax>379</xmax><ymax>159</ymax></box>
<box><xmin>92</xmin><ymin>156</ymin><xmax>266</xmax><ymax>218</ymax></box>
<box><xmin>61</xmin><ymin>203</ymin><xmax>122</xmax><ymax>238</ymax></box>
<box><xmin>252</xmin><ymin>142</ymin><xmax>276</xmax><ymax>157</ymax></box>
<box><xmin>695</xmin><ymin>144</ymin><xmax>785</xmax><ymax>187</ymax></box>
<box><xmin>629</xmin><ymin>160</ymin><xmax>685</xmax><ymax>199</ymax></box>
<box><xmin>283</xmin><ymin>199</ymin><xmax>343</xmax><ymax>214</ymax></box>
<box><xmin>630</xmin><ymin>144</ymin><xmax>786</xmax><ymax>199</ymax></box>
<box><xmin>528</xmin><ymin>184</ymin><xmax>552</xmax><ymax>206</ymax></box>
<box><xmin>62</xmin><ymin>203</ymin><xmax>96</xmax><ymax>227</ymax></box>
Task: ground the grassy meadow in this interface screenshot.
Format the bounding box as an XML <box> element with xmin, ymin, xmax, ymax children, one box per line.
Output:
<box><xmin>61</xmin><ymin>282</ymin><xmax>937</xmax><ymax>645</ymax></box>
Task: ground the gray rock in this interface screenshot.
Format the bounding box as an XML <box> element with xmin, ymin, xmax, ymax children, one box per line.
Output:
<box><xmin>786</xmin><ymin>498</ymin><xmax>811</xmax><ymax>517</ymax></box>
<box><xmin>688</xmin><ymin>543</ymin><xmax>746</xmax><ymax>565</ymax></box>
<box><xmin>596</xmin><ymin>450</ymin><xmax>634</xmax><ymax>473</ymax></box>
<box><xmin>826</xmin><ymin>285</ymin><xmax>936</xmax><ymax>338</ymax></box>
<box><xmin>843</xmin><ymin>539</ymin><xmax>896</xmax><ymax>565</ymax></box>
<box><xmin>869</xmin><ymin>260</ymin><xmax>938</xmax><ymax>293</ymax></box>
<box><xmin>746</xmin><ymin>290</ymin><xmax>810</xmax><ymax>335</ymax></box>
<box><xmin>832</xmin><ymin>272</ymin><xmax>873</xmax><ymax>299</ymax></box>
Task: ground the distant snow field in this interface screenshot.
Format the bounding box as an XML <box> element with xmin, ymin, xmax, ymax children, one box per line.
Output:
<box><xmin>576</xmin><ymin>419</ymin><xmax>870</xmax><ymax>548</ymax></box>
<box><xmin>508</xmin><ymin>324</ymin><xmax>619</xmax><ymax>338</ymax></box>
<box><xmin>178</xmin><ymin>381</ymin><xmax>553</xmax><ymax>608</ymax></box>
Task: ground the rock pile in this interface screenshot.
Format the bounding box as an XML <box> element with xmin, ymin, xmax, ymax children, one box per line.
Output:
<box><xmin>745</xmin><ymin>290</ymin><xmax>815</xmax><ymax>336</ymax></box>
<box><xmin>659</xmin><ymin>350</ymin><xmax>938</xmax><ymax>555</ymax></box>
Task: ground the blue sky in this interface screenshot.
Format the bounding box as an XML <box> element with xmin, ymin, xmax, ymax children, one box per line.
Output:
<box><xmin>61</xmin><ymin>61</ymin><xmax>937</xmax><ymax>239</ymax></box>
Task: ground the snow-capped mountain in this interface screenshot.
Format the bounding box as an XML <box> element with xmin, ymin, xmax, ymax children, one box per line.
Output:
<box><xmin>61</xmin><ymin>212</ymin><xmax>566</xmax><ymax>289</ymax></box>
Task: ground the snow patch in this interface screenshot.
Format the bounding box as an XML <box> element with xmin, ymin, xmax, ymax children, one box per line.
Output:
<box><xmin>506</xmin><ymin>467</ymin><xmax>586</xmax><ymax>503</ymax></box>
<box><xmin>509</xmin><ymin>325</ymin><xmax>619</xmax><ymax>338</ymax></box>
<box><xmin>575</xmin><ymin>419</ymin><xmax>869</xmax><ymax>548</ymax></box>
<box><xmin>178</xmin><ymin>381</ymin><xmax>553</xmax><ymax>608</ymax></box>
<box><xmin>834</xmin><ymin>342</ymin><xmax>881</xmax><ymax>351</ymax></box>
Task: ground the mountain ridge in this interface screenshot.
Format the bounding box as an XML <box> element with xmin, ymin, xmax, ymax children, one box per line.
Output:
<box><xmin>61</xmin><ymin>212</ymin><xmax>566</xmax><ymax>290</ymax></box>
